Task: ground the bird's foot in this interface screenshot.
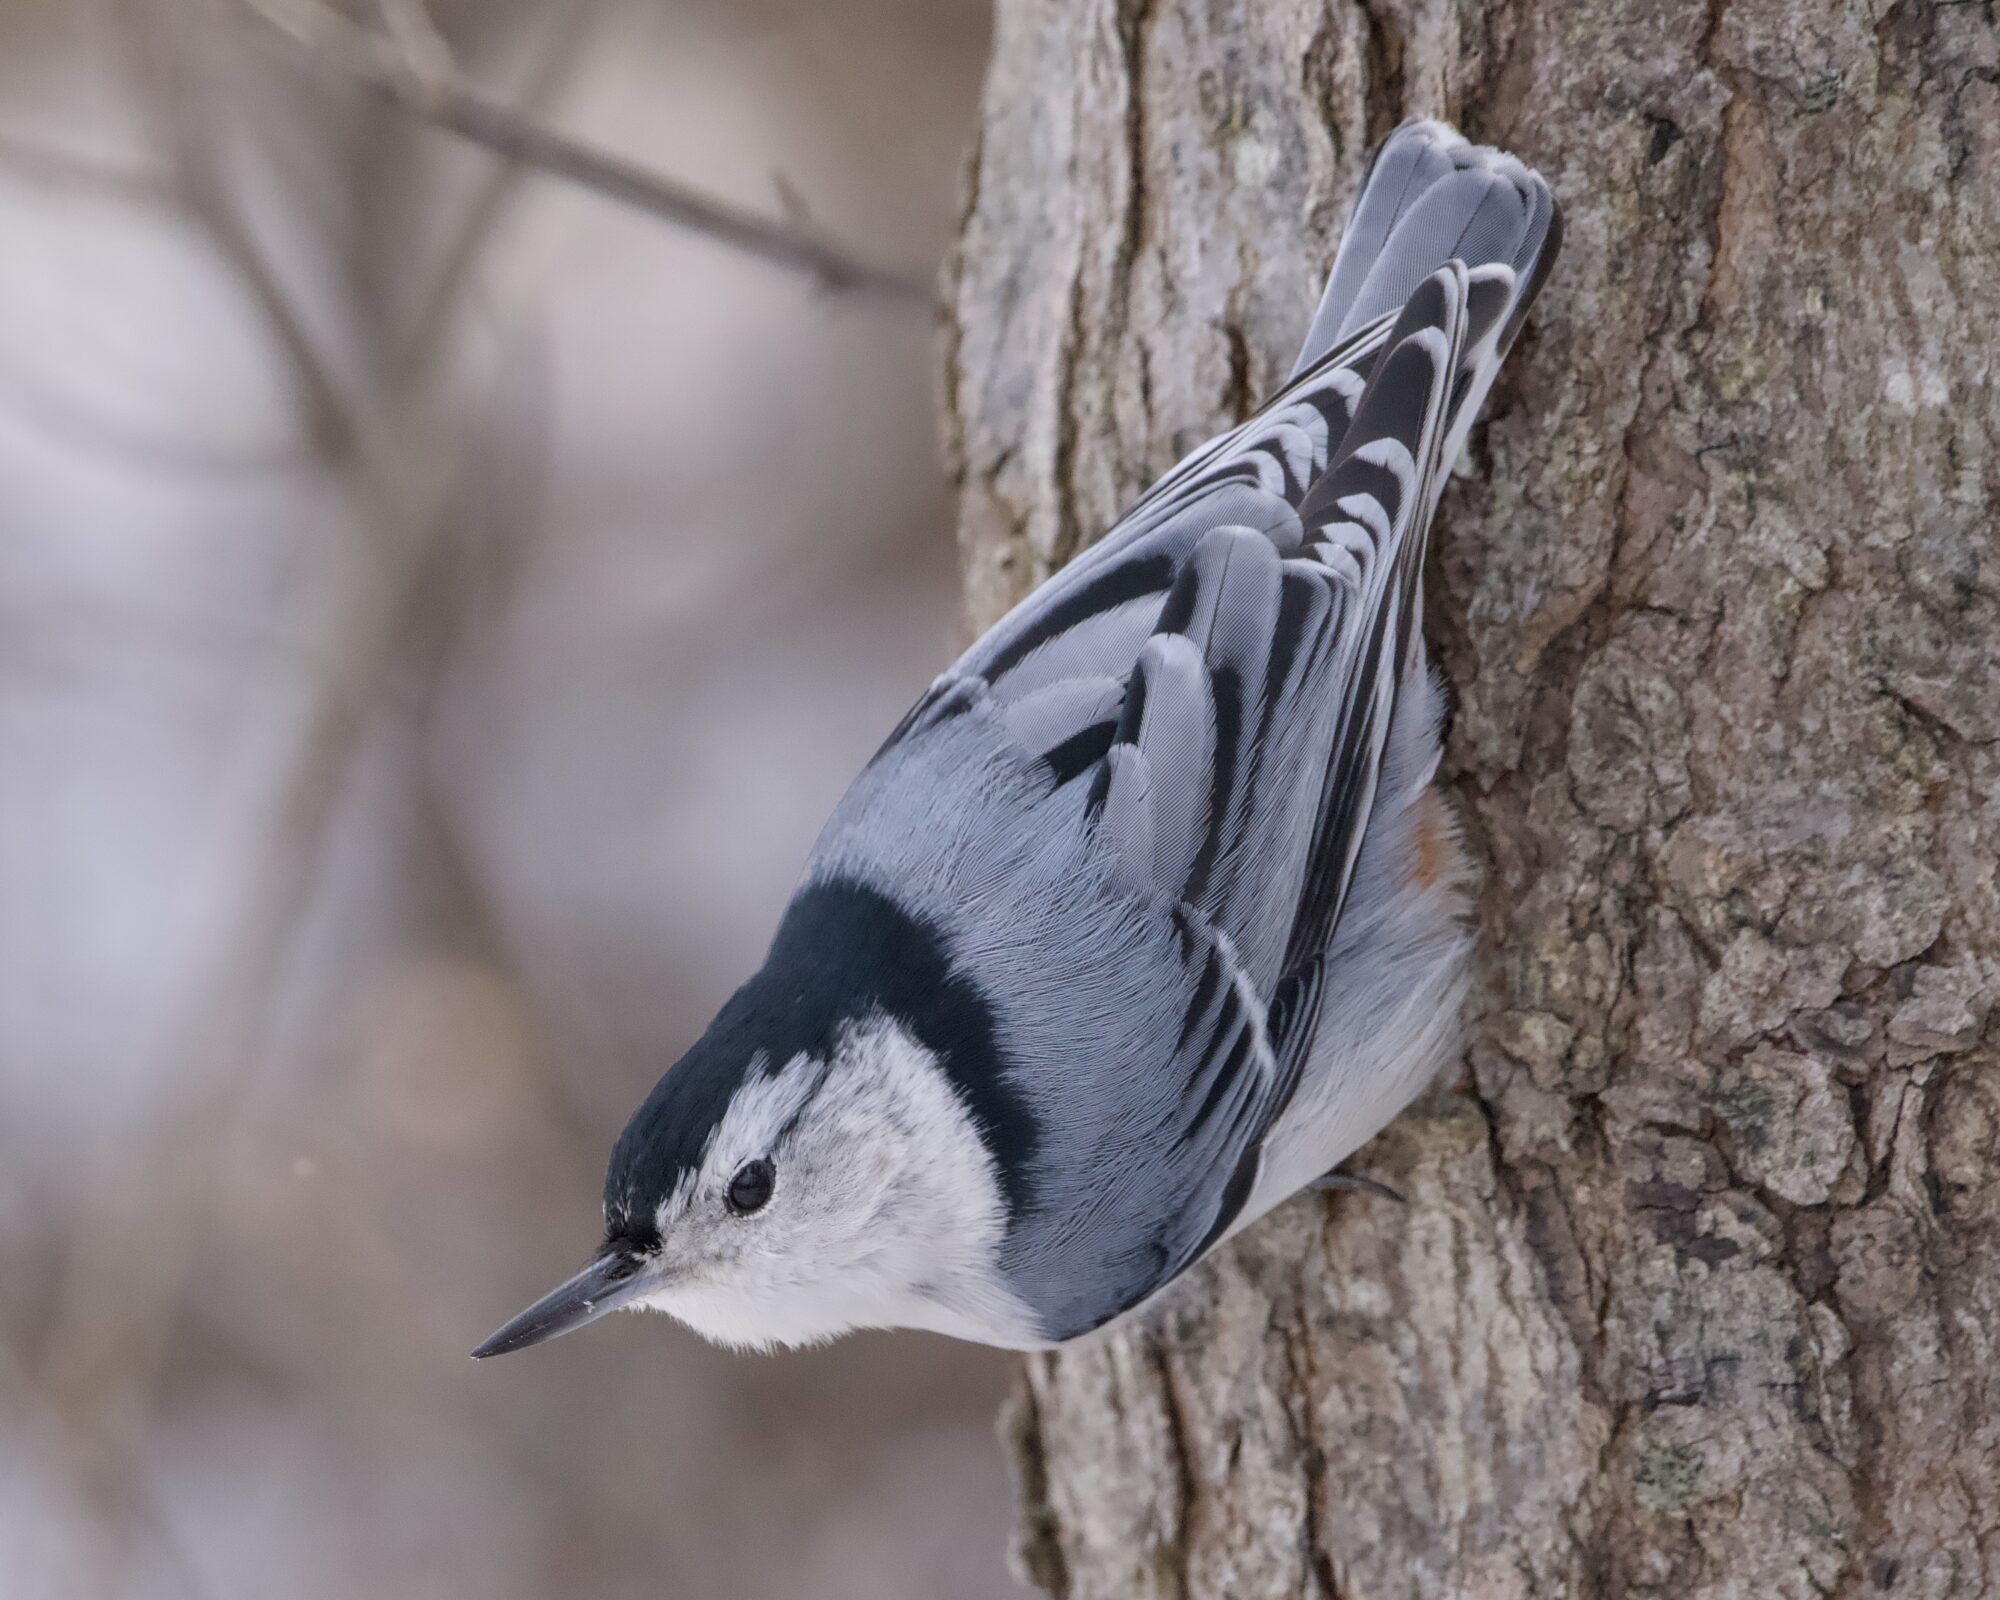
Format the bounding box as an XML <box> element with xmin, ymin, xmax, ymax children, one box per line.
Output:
<box><xmin>1311</xmin><ymin>1171</ymin><xmax>1406</xmax><ymax>1204</ymax></box>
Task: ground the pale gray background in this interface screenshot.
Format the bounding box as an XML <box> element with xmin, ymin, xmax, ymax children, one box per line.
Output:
<box><xmin>0</xmin><ymin>1</ymin><xmax>1026</xmax><ymax>1596</ymax></box>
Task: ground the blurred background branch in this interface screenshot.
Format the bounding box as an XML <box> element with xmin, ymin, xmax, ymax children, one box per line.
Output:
<box><xmin>0</xmin><ymin>0</ymin><xmax>1012</xmax><ymax>1596</ymax></box>
<box><xmin>238</xmin><ymin>0</ymin><xmax>933</xmax><ymax>299</ymax></box>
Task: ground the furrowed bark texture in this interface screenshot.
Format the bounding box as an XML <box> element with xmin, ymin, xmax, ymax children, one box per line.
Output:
<box><xmin>943</xmin><ymin>2</ymin><xmax>2000</xmax><ymax>1596</ymax></box>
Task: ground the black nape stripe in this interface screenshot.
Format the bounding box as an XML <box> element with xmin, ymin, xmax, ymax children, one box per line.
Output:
<box><xmin>605</xmin><ymin>877</ymin><xmax>1038</xmax><ymax>1233</ymax></box>
<box><xmin>761</xmin><ymin>880</ymin><xmax>1037</xmax><ymax>1220</ymax></box>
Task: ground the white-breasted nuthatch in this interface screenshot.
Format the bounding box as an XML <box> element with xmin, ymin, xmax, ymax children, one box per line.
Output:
<box><xmin>474</xmin><ymin>120</ymin><xmax>1559</xmax><ymax>1358</ymax></box>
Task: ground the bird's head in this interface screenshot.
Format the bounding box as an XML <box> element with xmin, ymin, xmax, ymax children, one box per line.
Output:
<box><xmin>473</xmin><ymin>882</ymin><xmax>1040</xmax><ymax>1356</ymax></box>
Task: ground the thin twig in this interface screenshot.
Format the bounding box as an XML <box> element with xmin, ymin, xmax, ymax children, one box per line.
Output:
<box><xmin>374</xmin><ymin>0</ymin><xmax>455</xmax><ymax>99</ymax></box>
<box><xmin>394</xmin><ymin>0</ymin><xmax>614</xmax><ymax>382</ymax></box>
<box><xmin>238</xmin><ymin>0</ymin><xmax>931</xmax><ymax>301</ymax></box>
<box><xmin>0</xmin><ymin>133</ymin><xmax>174</xmax><ymax>202</ymax></box>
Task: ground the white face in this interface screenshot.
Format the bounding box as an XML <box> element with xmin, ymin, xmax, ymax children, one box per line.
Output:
<box><xmin>624</xmin><ymin>1018</ymin><xmax>1041</xmax><ymax>1351</ymax></box>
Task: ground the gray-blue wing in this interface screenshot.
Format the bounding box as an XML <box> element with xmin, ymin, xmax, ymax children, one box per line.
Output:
<box><xmin>1002</xmin><ymin>896</ymin><xmax>1297</xmax><ymax>1341</ymax></box>
<box><xmin>971</xmin><ymin>265</ymin><xmax>1488</xmax><ymax>988</ymax></box>
<box><xmin>986</xmin><ymin>269</ymin><xmax>1481</xmax><ymax>1340</ymax></box>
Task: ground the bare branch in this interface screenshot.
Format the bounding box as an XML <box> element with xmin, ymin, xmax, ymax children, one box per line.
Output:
<box><xmin>0</xmin><ymin>133</ymin><xmax>174</xmax><ymax>203</ymax></box>
<box><xmin>395</xmin><ymin>0</ymin><xmax>616</xmax><ymax>382</ymax></box>
<box><xmin>238</xmin><ymin>0</ymin><xmax>932</xmax><ymax>302</ymax></box>
<box><xmin>373</xmin><ymin>0</ymin><xmax>455</xmax><ymax>100</ymax></box>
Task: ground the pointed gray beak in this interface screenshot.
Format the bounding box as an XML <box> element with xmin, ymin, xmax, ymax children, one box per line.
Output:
<box><xmin>472</xmin><ymin>1247</ymin><xmax>653</xmax><ymax>1359</ymax></box>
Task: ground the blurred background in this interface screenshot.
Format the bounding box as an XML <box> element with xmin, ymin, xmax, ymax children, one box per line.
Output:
<box><xmin>0</xmin><ymin>1</ymin><xmax>1028</xmax><ymax>1596</ymax></box>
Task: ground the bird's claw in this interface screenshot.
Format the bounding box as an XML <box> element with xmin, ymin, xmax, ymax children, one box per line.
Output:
<box><xmin>1311</xmin><ymin>1172</ymin><xmax>1406</xmax><ymax>1204</ymax></box>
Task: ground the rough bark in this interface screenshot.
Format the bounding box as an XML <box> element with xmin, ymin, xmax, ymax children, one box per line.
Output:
<box><xmin>942</xmin><ymin>2</ymin><xmax>2000</xmax><ymax>1596</ymax></box>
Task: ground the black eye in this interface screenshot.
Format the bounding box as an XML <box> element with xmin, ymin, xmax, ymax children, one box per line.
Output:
<box><xmin>725</xmin><ymin>1158</ymin><xmax>775</xmax><ymax>1216</ymax></box>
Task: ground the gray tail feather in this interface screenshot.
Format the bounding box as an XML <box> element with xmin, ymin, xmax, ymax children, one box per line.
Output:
<box><xmin>1290</xmin><ymin>119</ymin><xmax>1560</xmax><ymax>381</ymax></box>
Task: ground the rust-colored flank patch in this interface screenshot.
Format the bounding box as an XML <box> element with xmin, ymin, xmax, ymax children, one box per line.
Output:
<box><xmin>1407</xmin><ymin>791</ymin><xmax>1449</xmax><ymax>891</ymax></box>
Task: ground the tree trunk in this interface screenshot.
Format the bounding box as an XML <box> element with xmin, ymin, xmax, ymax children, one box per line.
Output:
<box><xmin>941</xmin><ymin>2</ymin><xmax>2000</xmax><ymax>1595</ymax></box>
